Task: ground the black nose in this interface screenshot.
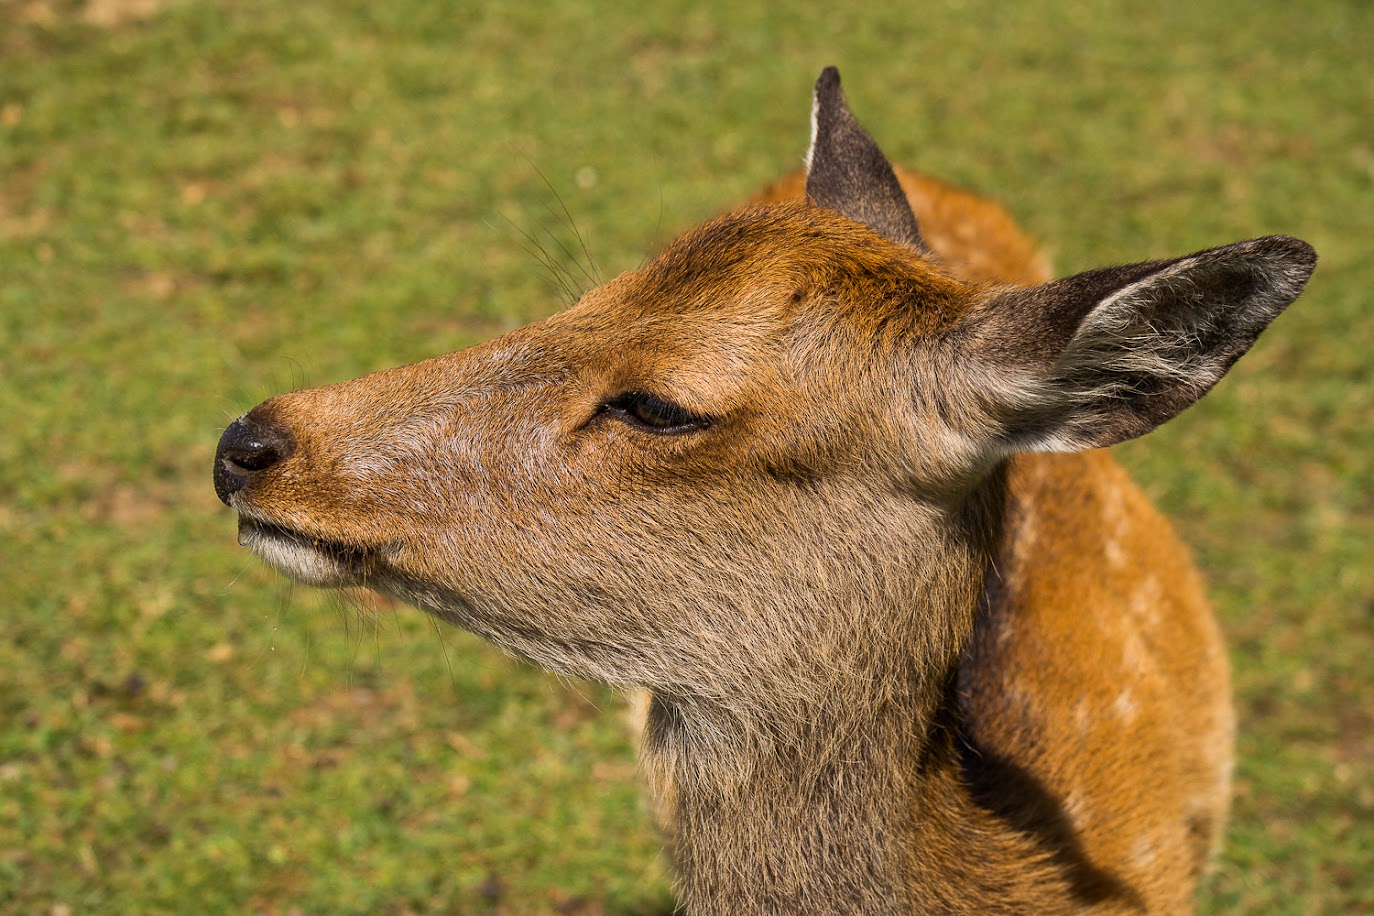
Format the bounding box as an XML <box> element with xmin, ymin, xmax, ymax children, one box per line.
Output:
<box><xmin>214</xmin><ymin>414</ymin><xmax>294</xmax><ymax>505</ymax></box>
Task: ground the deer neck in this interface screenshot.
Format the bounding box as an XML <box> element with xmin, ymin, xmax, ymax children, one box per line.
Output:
<box><xmin>647</xmin><ymin>694</ymin><xmax>930</xmax><ymax>914</ymax></box>
<box><xmin>641</xmin><ymin>485</ymin><xmax>1004</xmax><ymax>915</ymax></box>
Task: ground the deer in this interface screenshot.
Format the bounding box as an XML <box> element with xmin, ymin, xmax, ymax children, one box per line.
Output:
<box><xmin>213</xmin><ymin>68</ymin><xmax>1316</xmax><ymax>913</ymax></box>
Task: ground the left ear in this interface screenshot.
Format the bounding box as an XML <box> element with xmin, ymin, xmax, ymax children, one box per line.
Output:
<box><xmin>958</xmin><ymin>235</ymin><xmax>1318</xmax><ymax>453</ymax></box>
<box><xmin>805</xmin><ymin>67</ymin><xmax>927</xmax><ymax>252</ymax></box>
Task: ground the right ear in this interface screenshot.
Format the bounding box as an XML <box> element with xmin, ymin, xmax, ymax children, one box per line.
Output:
<box><xmin>954</xmin><ymin>235</ymin><xmax>1317</xmax><ymax>453</ymax></box>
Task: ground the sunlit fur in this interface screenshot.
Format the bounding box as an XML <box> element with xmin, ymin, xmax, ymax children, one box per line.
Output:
<box><xmin>217</xmin><ymin>87</ymin><xmax>1314</xmax><ymax>913</ymax></box>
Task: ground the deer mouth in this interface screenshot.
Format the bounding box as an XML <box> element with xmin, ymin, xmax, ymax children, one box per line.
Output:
<box><xmin>236</xmin><ymin>515</ymin><xmax>376</xmax><ymax>588</ymax></box>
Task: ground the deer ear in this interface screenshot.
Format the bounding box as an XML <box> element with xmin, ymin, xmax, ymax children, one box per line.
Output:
<box><xmin>965</xmin><ymin>235</ymin><xmax>1317</xmax><ymax>452</ymax></box>
<box><xmin>805</xmin><ymin>67</ymin><xmax>927</xmax><ymax>252</ymax></box>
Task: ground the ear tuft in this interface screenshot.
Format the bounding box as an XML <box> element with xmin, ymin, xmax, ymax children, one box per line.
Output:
<box><xmin>805</xmin><ymin>68</ymin><xmax>927</xmax><ymax>252</ymax></box>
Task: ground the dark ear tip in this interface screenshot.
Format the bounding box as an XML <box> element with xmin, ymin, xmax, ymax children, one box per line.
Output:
<box><xmin>1264</xmin><ymin>235</ymin><xmax>1318</xmax><ymax>272</ymax></box>
<box><xmin>1236</xmin><ymin>235</ymin><xmax>1317</xmax><ymax>290</ymax></box>
<box><xmin>815</xmin><ymin>66</ymin><xmax>841</xmax><ymax>96</ymax></box>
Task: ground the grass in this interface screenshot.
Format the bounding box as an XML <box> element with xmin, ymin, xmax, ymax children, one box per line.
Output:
<box><xmin>1</xmin><ymin>0</ymin><xmax>1371</xmax><ymax>911</ymax></box>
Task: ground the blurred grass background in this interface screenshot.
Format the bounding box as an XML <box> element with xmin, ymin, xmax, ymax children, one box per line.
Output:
<box><xmin>1</xmin><ymin>0</ymin><xmax>1371</xmax><ymax>912</ymax></box>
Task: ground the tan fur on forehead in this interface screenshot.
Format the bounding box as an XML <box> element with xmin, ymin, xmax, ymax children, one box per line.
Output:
<box><xmin>631</xmin><ymin>202</ymin><xmax>976</xmax><ymax>337</ymax></box>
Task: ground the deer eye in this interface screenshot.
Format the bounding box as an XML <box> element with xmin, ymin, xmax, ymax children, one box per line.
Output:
<box><xmin>601</xmin><ymin>391</ymin><xmax>711</xmax><ymax>435</ymax></box>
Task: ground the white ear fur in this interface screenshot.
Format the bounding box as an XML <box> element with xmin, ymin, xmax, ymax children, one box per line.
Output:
<box><xmin>805</xmin><ymin>78</ymin><xmax>820</xmax><ymax>175</ymax></box>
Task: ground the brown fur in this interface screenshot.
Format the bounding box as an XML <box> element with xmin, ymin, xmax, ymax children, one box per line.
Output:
<box><xmin>215</xmin><ymin>74</ymin><xmax>1314</xmax><ymax>914</ymax></box>
<box><xmin>755</xmin><ymin>166</ymin><xmax>1053</xmax><ymax>287</ymax></box>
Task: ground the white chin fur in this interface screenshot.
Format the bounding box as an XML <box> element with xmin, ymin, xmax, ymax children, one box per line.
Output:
<box><xmin>238</xmin><ymin>519</ymin><xmax>354</xmax><ymax>587</ymax></box>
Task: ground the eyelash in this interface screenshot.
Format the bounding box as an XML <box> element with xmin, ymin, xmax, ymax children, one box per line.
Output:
<box><xmin>600</xmin><ymin>391</ymin><xmax>712</xmax><ymax>435</ymax></box>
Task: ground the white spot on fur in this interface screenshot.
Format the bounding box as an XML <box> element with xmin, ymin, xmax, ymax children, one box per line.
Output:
<box><xmin>1121</xmin><ymin>629</ymin><xmax>1156</xmax><ymax>674</ymax></box>
<box><xmin>1103</xmin><ymin>535</ymin><xmax>1126</xmax><ymax>570</ymax></box>
<box><xmin>1100</xmin><ymin>483</ymin><xmax>1129</xmax><ymax>568</ymax></box>
<box><xmin>1074</xmin><ymin>698</ymin><xmax>1093</xmax><ymax>733</ymax></box>
<box><xmin>1064</xmin><ymin>791</ymin><xmax>1092</xmax><ymax>831</ymax></box>
<box><xmin>1129</xmin><ymin>575</ymin><xmax>1164</xmax><ymax>626</ymax></box>
<box><xmin>1113</xmin><ymin>688</ymin><xmax>1137</xmax><ymax>722</ymax></box>
<box><xmin>1131</xmin><ymin>835</ymin><xmax>1157</xmax><ymax>870</ymax></box>
<box><xmin>1215</xmin><ymin>754</ymin><xmax>1235</xmax><ymax>794</ymax></box>
<box><xmin>992</xmin><ymin>613</ymin><xmax>1014</xmax><ymax>648</ymax></box>
<box><xmin>1016</xmin><ymin>504</ymin><xmax>1039</xmax><ymax>554</ymax></box>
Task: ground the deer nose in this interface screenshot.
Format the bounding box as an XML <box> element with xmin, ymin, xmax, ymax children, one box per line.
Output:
<box><xmin>214</xmin><ymin>414</ymin><xmax>294</xmax><ymax>505</ymax></box>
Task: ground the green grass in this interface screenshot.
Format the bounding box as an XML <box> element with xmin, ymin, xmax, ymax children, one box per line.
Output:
<box><xmin>2</xmin><ymin>0</ymin><xmax>1371</xmax><ymax>911</ymax></box>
